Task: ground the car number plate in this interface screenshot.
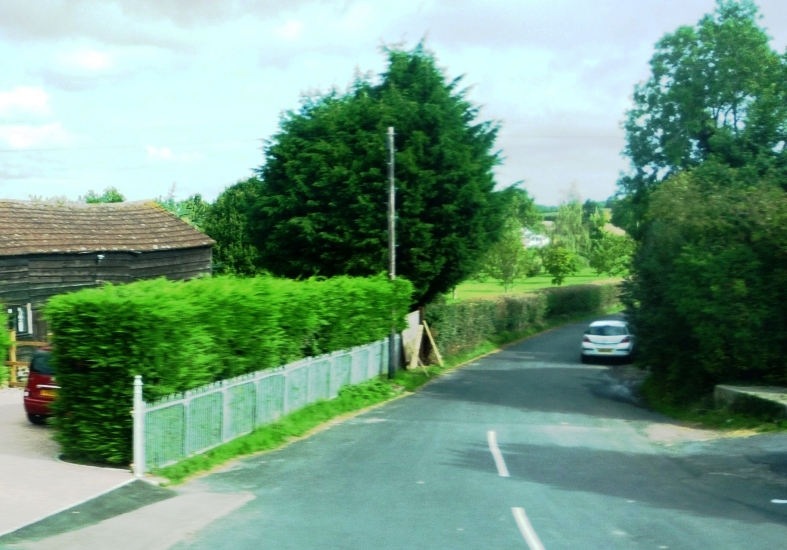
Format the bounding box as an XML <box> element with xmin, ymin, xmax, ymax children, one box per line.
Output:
<box><xmin>598</xmin><ymin>348</ymin><xmax>613</xmax><ymax>353</ymax></box>
<box><xmin>39</xmin><ymin>389</ymin><xmax>57</xmax><ymax>398</ymax></box>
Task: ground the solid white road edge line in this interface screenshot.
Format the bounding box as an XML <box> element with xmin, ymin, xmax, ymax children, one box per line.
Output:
<box><xmin>486</xmin><ymin>430</ymin><xmax>510</xmax><ymax>477</ymax></box>
<box><xmin>512</xmin><ymin>507</ymin><xmax>546</xmax><ymax>550</ymax></box>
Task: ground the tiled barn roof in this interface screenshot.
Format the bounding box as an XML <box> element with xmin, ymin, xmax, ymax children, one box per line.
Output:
<box><xmin>0</xmin><ymin>200</ymin><xmax>214</xmax><ymax>256</ymax></box>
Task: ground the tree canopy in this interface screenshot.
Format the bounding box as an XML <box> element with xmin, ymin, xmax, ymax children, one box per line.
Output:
<box><xmin>202</xmin><ymin>178</ymin><xmax>262</xmax><ymax>276</ymax></box>
<box><xmin>250</xmin><ymin>45</ymin><xmax>505</xmax><ymax>304</ymax></box>
<box><xmin>83</xmin><ymin>187</ymin><xmax>125</xmax><ymax>204</ymax></box>
<box><xmin>626</xmin><ymin>163</ymin><xmax>787</xmax><ymax>401</ymax></box>
<box><xmin>473</xmin><ymin>186</ymin><xmax>541</xmax><ymax>291</ymax></box>
<box><xmin>614</xmin><ymin>0</ymin><xmax>787</xmax><ymax>236</ymax></box>
<box><xmin>619</xmin><ymin>0</ymin><xmax>787</xmax><ymax>403</ymax></box>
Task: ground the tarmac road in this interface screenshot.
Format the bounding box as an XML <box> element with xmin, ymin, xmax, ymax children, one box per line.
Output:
<box><xmin>172</xmin><ymin>315</ymin><xmax>787</xmax><ymax>549</ymax></box>
<box><xmin>9</xmin><ymin>315</ymin><xmax>787</xmax><ymax>549</ymax></box>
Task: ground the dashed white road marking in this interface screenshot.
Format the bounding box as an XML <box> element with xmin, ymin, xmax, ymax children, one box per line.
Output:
<box><xmin>512</xmin><ymin>507</ymin><xmax>546</xmax><ymax>550</ymax></box>
<box><xmin>487</xmin><ymin>430</ymin><xmax>510</xmax><ymax>477</ymax></box>
<box><xmin>771</xmin><ymin>499</ymin><xmax>787</xmax><ymax>504</ymax></box>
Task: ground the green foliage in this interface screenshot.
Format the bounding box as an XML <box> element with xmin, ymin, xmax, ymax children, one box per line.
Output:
<box><xmin>156</xmin><ymin>190</ymin><xmax>210</xmax><ymax>230</ymax></box>
<box><xmin>202</xmin><ymin>178</ymin><xmax>262</xmax><ymax>276</ymax></box>
<box><xmin>625</xmin><ymin>165</ymin><xmax>787</xmax><ymax>402</ymax></box>
<box><xmin>46</xmin><ymin>275</ymin><xmax>413</xmax><ymax>465</ymax></box>
<box><xmin>474</xmin><ymin>186</ymin><xmax>541</xmax><ymax>291</ymax></box>
<box><xmin>425</xmin><ymin>283</ymin><xmax>619</xmax><ymax>357</ymax></box>
<box><xmin>543</xmin><ymin>283</ymin><xmax>620</xmax><ymax>318</ymax></box>
<box><xmin>589</xmin><ymin>233</ymin><xmax>635</xmax><ymax>276</ymax></box>
<box><xmin>251</xmin><ymin>44</ymin><xmax>505</xmax><ymax>305</ymax></box>
<box><xmin>550</xmin><ymin>200</ymin><xmax>590</xmax><ymax>256</ymax></box>
<box><xmin>499</xmin><ymin>186</ymin><xmax>542</xmax><ymax>230</ymax></box>
<box><xmin>476</xmin><ymin>226</ymin><xmax>538</xmax><ymax>292</ymax></box>
<box><xmin>541</xmin><ymin>246</ymin><xmax>579</xmax><ymax>285</ymax></box>
<box><xmin>641</xmin><ymin>376</ymin><xmax>787</xmax><ymax>432</ymax></box>
<box><xmin>615</xmin><ymin>0</ymin><xmax>787</xmax><ymax>236</ymax></box>
<box><xmin>83</xmin><ymin>187</ymin><xmax>125</xmax><ymax>204</ymax></box>
<box><xmin>0</xmin><ymin>318</ymin><xmax>8</xmax><ymax>387</ymax></box>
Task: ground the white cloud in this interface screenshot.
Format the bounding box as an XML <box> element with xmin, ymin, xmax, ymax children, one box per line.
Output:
<box><xmin>276</xmin><ymin>20</ymin><xmax>304</xmax><ymax>40</ymax></box>
<box><xmin>58</xmin><ymin>49</ymin><xmax>114</xmax><ymax>71</ymax></box>
<box><xmin>0</xmin><ymin>122</ymin><xmax>70</xmax><ymax>149</ymax></box>
<box><xmin>0</xmin><ymin>86</ymin><xmax>50</xmax><ymax>116</ymax></box>
<box><xmin>145</xmin><ymin>145</ymin><xmax>200</xmax><ymax>162</ymax></box>
<box><xmin>146</xmin><ymin>144</ymin><xmax>173</xmax><ymax>159</ymax></box>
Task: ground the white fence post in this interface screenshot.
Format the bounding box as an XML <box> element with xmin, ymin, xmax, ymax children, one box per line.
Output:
<box><xmin>132</xmin><ymin>375</ymin><xmax>145</xmax><ymax>477</ymax></box>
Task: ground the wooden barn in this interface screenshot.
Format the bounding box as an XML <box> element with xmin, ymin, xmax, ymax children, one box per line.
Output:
<box><xmin>0</xmin><ymin>200</ymin><xmax>214</xmax><ymax>340</ymax></box>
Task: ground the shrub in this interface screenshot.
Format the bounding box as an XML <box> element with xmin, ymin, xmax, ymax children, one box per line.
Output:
<box><xmin>0</xmin><ymin>317</ymin><xmax>9</xmax><ymax>387</ymax></box>
<box><xmin>425</xmin><ymin>283</ymin><xmax>619</xmax><ymax>356</ymax></box>
<box><xmin>543</xmin><ymin>283</ymin><xmax>619</xmax><ymax>318</ymax></box>
<box><xmin>627</xmin><ymin>168</ymin><xmax>787</xmax><ymax>403</ymax></box>
<box><xmin>45</xmin><ymin>275</ymin><xmax>412</xmax><ymax>465</ymax></box>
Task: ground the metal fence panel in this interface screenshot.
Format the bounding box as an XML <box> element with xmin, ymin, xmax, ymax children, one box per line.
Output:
<box><xmin>138</xmin><ymin>336</ymin><xmax>400</xmax><ymax>472</ymax></box>
<box><xmin>227</xmin><ymin>382</ymin><xmax>256</xmax><ymax>439</ymax></box>
<box><xmin>145</xmin><ymin>404</ymin><xmax>185</xmax><ymax>468</ymax></box>
<box><xmin>256</xmin><ymin>373</ymin><xmax>285</xmax><ymax>424</ymax></box>
<box><xmin>285</xmin><ymin>365</ymin><xmax>309</xmax><ymax>413</ymax></box>
<box><xmin>330</xmin><ymin>354</ymin><xmax>352</xmax><ymax>398</ymax></box>
<box><xmin>370</xmin><ymin>341</ymin><xmax>384</xmax><ymax>378</ymax></box>
<box><xmin>352</xmin><ymin>348</ymin><xmax>369</xmax><ymax>384</ymax></box>
<box><xmin>186</xmin><ymin>392</ymin><xmax>223</xmax><ymax>456</ymax></box>
<box><xmin>310</xmin><ymin>359</ymin><xmax>331</xmax><ymax>401</ymax></box>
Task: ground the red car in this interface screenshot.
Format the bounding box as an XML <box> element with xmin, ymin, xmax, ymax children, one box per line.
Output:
<box><xmin>23</xmin><ymin>349</ymin><xmax>58</xmax><ymax>425</ymax></box>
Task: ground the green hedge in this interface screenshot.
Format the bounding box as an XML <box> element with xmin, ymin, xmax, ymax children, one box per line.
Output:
<box><xmin>46</xmin><ymin>275</ymin><xmax>412</xmax><ymax>465</ymax></box>
<box><xmin>0</xmin><ymin>313</ymin><xmax>9</xmax><ymax>387</ymax></box>
<box><xmin>425</xmin><ymin>283</ymin><xmax>620</xmax><ymax>356</ymax></box>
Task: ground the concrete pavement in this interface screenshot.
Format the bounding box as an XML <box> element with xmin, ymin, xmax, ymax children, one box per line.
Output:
<box><xmin>0</xmin><ymin>388</ymin><xmax>134</xmax><ymax>537</ymax></box>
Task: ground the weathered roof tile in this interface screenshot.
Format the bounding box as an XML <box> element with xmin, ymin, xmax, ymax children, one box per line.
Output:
<box><xmin>0</xmin><ymin>200</ymin><xmax>215</xmax><ymax>256</ymax></box>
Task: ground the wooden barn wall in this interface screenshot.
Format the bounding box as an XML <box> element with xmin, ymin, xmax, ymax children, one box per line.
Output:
<box><xmin>130</xmin><ymin>247</ymin><xmax>212</xmax><ymax>281</ymax></box>
<box><xmin>0</xmin><ymin>257</ymin><xmax>29</xmax><ymax>306</ymax></box>
<box><xmin>1</xmin><ymin>247</ymin><xmax>211</xmax><ymax>340</ymax></box>
<box><xmin>0</xmin><ymin>246</ymin><xmax>212</xmax><ymax>307</ymax></box>
<box><xmin>27</xmin><ymin>252</ymin><xmax>135</xmax><ymax>304</ymax></box>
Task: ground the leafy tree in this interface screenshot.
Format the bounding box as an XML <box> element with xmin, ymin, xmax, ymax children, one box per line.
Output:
<box><xmin>472</xmin><ymin>186</ymin><xmax>542</xmax><ymax>291</ymax></box>
<box><xmin>499</xmin><ymin>185</ymin><xmax>542</xmax><ymax>230</ymax></box>
<box><xmin>614</xmin><ymin>0</ymin><xmax>787</xmax><ymax>237</ymax></box>
<box><xmin>251</xmin><ymin>45</ymin><xmax>504</xmax><ymax>305</ymax></box>
<box><xmin>550</xmin><ymin>200</ymin><xmax>590</xmax><ymax>257</ymax></box>
<box><xmin>541</xmin><ymin>246</ymin><xmax>579</xmax><ymax>286</ymax></box>
<box><xmin>587</xmin><ymin>207</ymin><xmax>608</xmax><ymax>242</ymax></box>
<box><xmin>83</xmin><ymin>187</ymin><xmax>125</xmax><ymax>203</ymax></box>
<box><xmin>474</xmin><ymin>220</ymin><xmax>539</xmax><ymax>292</ymax></box>
<box><xmin>156</xmin><ymin>192</ymin><xmax>210</xmax><ymax>230</ymax></box>
<box><xmin>625</xmin><ymin>163</ymin><xmax>787</xmax><ymax>401</ymax></box>
<box><xmin>202</xmin><ymin>178</ymin><xmax>262</xmax><ymax>276</ymax></box>
<box><xmin>589</xmin><ymin>232</ymin><xmax>634</xmax><ymax>277</ymax></box>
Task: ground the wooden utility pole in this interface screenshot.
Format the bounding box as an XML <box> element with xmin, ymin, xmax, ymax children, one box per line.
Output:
<box><xmin>387</xmin><ymin>126</ymin><xmax>397</xmax><ymax>379</ymax></box>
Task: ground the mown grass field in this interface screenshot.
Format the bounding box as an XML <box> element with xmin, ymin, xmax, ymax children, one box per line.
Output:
<box><xmin>450</xmin><ymin>267</ymin><xmax>623</xmax><ymax>302</ymax></box>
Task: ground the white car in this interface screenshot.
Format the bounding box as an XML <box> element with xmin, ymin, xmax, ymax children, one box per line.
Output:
<box><xmin>581</xmin><ymin>320</ymin><xmax>634</xmax><ymax>362</ymax></box>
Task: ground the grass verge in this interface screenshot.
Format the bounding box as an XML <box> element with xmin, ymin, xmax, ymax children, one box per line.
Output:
<box><xmin>153</xmin><ymin>305</ymin><xmax>624</xmax><ymax>485</ymax></box>
<box><xmin>450</xmin><ymin>268</ymin><xmax>622</xmax><ymax>302</ymax></box>
<box><xmin>640</xmin><ymin>377</ymin><xmax>787</xmax><ymax>433</ymax></box>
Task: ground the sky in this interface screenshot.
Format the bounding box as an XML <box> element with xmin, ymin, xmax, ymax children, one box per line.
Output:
<box><xmin>0</xmin><ymin>0</ymin><xmax>786</xmax><ymax>206</ymax></box>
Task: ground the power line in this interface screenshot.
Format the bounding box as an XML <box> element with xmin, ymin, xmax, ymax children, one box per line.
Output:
<box><xmin>0</xmin><ymin>138</ymin><xmax>262</xmax><ymax>153</ymax></box>
<box><xmin>0</xmin><ymin>134</ymin><xmax>624</xmax><ymax>154</ymax></box>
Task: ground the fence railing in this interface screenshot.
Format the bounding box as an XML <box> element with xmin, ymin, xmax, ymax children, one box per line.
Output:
<box><xmin>133</xmin><ymin>336</ymin><xmax>400</xmax><ymax>475</ymax></box>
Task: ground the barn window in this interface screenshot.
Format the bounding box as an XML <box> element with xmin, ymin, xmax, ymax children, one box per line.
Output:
<box><xmin>7</xmin><ymin>304</ymin><xmax>32</xmax><ymax>335</ymax></box>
